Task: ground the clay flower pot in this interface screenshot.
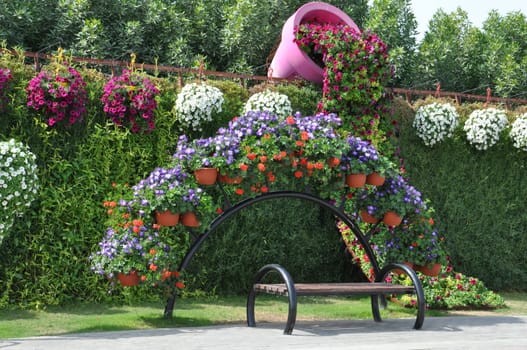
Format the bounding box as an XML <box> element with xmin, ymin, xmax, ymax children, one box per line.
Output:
<box><xmin>383</xmin><ymin>211</ymin><xmax>403</xmax><ymax>227</ymax></box>
<box><xmin>345</xmin><ymin>173</ymin><xmax>367</xmax><ymax>188</ymax></box>
<box><xmin>360</xmin><ymin>210</ymin><xmax>380</xmax><ymax>224</ymax></box>
<box><xmin>194</xmin><ymin>167</ymin><xmax>218</xmax><ymax>185</ymax></box>
<box><xmin>155</xmin><ymin>210</ymin><xmax>180</xmax><ymax>226</ymax></box>
<box><xmin>366</xmin><ymin>172</ymin><xmax>386</xmax><ymax>186</ymax></box>
<box><xmin>181</xmin><ymin>212</ymin><xmax>200</xmax><ymax>227</ymax></box>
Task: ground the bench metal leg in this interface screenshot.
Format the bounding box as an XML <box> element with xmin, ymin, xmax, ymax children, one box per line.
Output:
<box><xmin>373</xmin><ymin>263</ymin><xmax>426</xmax><ymax>329</ymax></box>
<box><xmin>247</xmin><ymin>264</ymin><xmax>297</xmax><ymax>335</ymax></box>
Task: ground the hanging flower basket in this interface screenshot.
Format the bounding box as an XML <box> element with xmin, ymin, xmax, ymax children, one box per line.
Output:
<box><xmin>218</xmin><ymin>173</ymin><xmax>243</xmax><ymax>185</ymax></box>
<box><xmin>415</xmin><ymin>263</ymin><xmax>442</xmax><ymax>277</ymax></box>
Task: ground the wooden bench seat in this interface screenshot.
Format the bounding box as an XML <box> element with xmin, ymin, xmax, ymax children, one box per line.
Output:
<box><xmin>247</xmin><ymin>263</ymin><xmax>425</xmax><ymax>334</ymax></box>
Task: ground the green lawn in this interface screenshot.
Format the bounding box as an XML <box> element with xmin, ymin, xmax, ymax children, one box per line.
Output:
<box><xmin>0</xmin><ymin>293</ymin><xmax>525</xmax><ymax>339</ymax></box>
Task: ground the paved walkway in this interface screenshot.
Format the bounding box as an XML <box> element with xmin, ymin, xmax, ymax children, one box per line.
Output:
<box><xmin>2</xmin><ymin>316</ymin><xmax>526</xmax><ymax>350</ymax></box>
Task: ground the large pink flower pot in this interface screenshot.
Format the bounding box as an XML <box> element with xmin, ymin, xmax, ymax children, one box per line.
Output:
<box><xmin>269</xmin><ymin>2</ymin><xmax>359</xmax><ymax>84</ymax></box>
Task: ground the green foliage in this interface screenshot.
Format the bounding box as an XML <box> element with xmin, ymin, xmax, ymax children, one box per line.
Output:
<box><xmin>275</xmin><ymin>83</ymin><xmax>321</xmax><ymax>116</ymax></box>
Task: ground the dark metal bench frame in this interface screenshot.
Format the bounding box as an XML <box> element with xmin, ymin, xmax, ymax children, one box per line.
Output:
<box><xmin>247</xmin><ymin>263</ymin><xmax>425</xmax><ymax>334</ymax></box>
<box><xmin>164</xmin><ymin>190</ymin><xmax>426</xmax><ymax>332</ymax></box>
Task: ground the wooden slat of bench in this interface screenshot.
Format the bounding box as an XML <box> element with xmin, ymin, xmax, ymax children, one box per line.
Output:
<box><xmin>254</xmin><ymin>282</ymin><xmax>416</xmax><ymax>296</ymax></box>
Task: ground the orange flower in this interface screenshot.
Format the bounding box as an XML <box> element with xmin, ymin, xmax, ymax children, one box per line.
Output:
<box><xmin>263</xmin><ymin>133</ymin><xmax>271</xmax><ymax>139</ymax></box>
<box><xmin>132</xmin><ymin>219</ymin><xmax>143</xmax><ymax>226</ymax></box>
<box><xmin>273</xmin><ymin>154</ymin><xmax>282</xmax><ymax>161</ymax></box>
<box><xmin>301</xmin><ymin>131</ymin><xmax>309</xmax><ymax>141</ymax></box>
<box><xmin>286</xmin><ymin>116</ymin><xmax>295</xmax><ymax>125</ymax></box>
<box><xmin>161</xmin><ymin>270</ymin><xmax>172</xmax><ymax>281</ymax></box>
<box><xmin>175</xmin><ymin>281</ymin><xmax>185</xmax><ymax>289</ymax></box>
<box><xmin>267</xmin><ymin>172</ymin><xmax>276</xmax><ymax>182</ymax></box>
<box><xmin>314</xmin><ymin>162</ymin><xmax>324</xmax><ymax>169</ymax></box>
<box><xmin>235</xmin><ymin>188</ymin><xmax>244</xmax><ymax>195</ymax></box>
<box><xmin>107</xmin><ymin>209</ymin><xmax>113</xmax><ymax>215</ymax></box>
<box><xmin>299</xmin><ymin>158</ymin><xmax>308</xmax><ymax>166</ymax></box>
<box><xmin>429</xmin><ymin>218</ymin><xmax>435</xmax><ymax>225</ymax></box>
<box><xmin>259</xmin><ymin>155</ymin><xmax>268</xmax><ymax>163</ymax></box>
<box><xmin>257</xmin><ymin>163</ymin><xmax>266</xmax><ymax>172</ymax></box>
<box><xmin>149</xmin><ymin>249</ymin><xmax>157</xmax><ymax>255</ymax></box>
<box><xmin>153</xmin><ymin>223</ymin><xmax>160</xmax><ymax>230</ymax></box>
<box><xmin>295</xmin><ymin>140</ymin><xmax>304</xmax><ymax>147</ymax></box>
<box><xmin>239</xmin><ymin>163</ymin><xmax>249</xmax><ymax>171</ymax></box>
<box><xmin>306</xmin><ymin>162</ymin><xmax>314</xmax><ymax>170</ymax></box>
<box><xmin>122</xmin><ymin>213</ymin><xmax>130</xmax><ymax>219</ymax></box>
<box><xmin>149</xmin><ymin>263</ymin><xmax>158</xmax><ymax>271</ymax></box>
<box><xmin>294</xmin><ymin>170</ymin><xmax>303</xmax><ymax>178</ymax></box>
<box><xmin>173</xmin><ymin>271</ymin><xmax>181</xmax><ymax>278</ymax></box>
<box><xmin>140</xmin><ymin>275</ymin><xmax>147</xmax><ymax>282</ymax></box>
<box><xmin>132</xmin><ymin>226</ymin><xmax>141</xmax><ymax>233</ymax></box>
<box><xmin>216</xmin><ymin>207</ymin><xmax>223</xmax><ymax>214</ymax></box>
<box><xmin>260</xmin><ymin>186</ymin><xmax>269</xmax><ymax>193</ymax></box>
<box><xmin>247</xmin><ymin>153</ymin><xmax>257</xmax><ymax>161</ymax></box>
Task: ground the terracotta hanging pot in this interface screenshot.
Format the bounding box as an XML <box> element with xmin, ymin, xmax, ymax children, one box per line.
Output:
<box><xmin>345</xmin><ymin>173</ymin><xmax>366</xmax><ymax>188</ymax></box>
<box><xmin>359</xmin><ymin>210</ymin><xmax>380</xmax><ymax>224</ymax></box>
<box><xmin>117</xmin><ymin>271</ymin><xmax>139</xmax><ymax>287</ymax></box>
<box><xmin>194</xmin><ymin>167</ymin><xmax>218</xmax><ymax>185</ymax></box>
<box><xmin>155</xmin><ymin>210</ymin><xmax>180</xmax><ymax>226</ymax></box>
<box><xmin>366</xmin><ymin>172</ymin><xmax>386</xmax><ymax>186</ymax></box>
<box><xmin>383</xmin><ymin>211</ymin><xmax>403</xmax><ymax>227</ymax></box>
<box><xmin>218</xmin><ymin>173</ymin><xmax>243</xmax><ymax>185</ymax></box>
<box><xmin>181</xmin><ymin>212</ymin><xmax>200</xmax><ymax>227</ymax></box>
<box><xmin>415</xmin><ymin>263</ymin><xmax>442</xmax><ymax>277</ymax></box>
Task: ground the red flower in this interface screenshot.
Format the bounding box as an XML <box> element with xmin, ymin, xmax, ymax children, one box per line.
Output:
<box><xmin>257</xmin><ymin>163</ymin><xmax>266</xmax><ymax>172</ymax></box>
<box><xmin>239</xmin><ymin>163</ymin><xmax>249</xmax><ymax>171</ymax></box>
<box><xmin>247</xmin><ymin>153</ymin><xmax>257</xmax><ymax>161</ymax></box>
<box><xmin>294</xmin><ymin>170</ymin><xmax>303</xmax><ymax>178</ymax></box>
<box><xmin>175</xmin><ymin>281</ymin><xmax>185</xmax><ymax>289</ymax></box>
<box><xmin>286</xmin><ymin>116</ymin><xmax>295</xmax><ymax>125</ymax></box>
<box><xmin>235</xmin><ymin>188</ymin><xmax>244</xmax><ymax>195</ymax></box>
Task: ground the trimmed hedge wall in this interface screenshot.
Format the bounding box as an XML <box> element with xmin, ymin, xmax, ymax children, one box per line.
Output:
<box><xmin>395</xmin><ymin>98</ymin><xmax>527</xmax><ymax>290</ymax></box>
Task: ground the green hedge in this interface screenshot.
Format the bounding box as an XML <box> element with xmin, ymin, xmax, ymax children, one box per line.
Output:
<box><xmin>395</xmin><ymin>99</ymin><xmax>527</xmax><ymax>290</ymax></box>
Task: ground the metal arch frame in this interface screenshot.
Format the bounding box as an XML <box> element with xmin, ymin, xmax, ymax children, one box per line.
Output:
<box><xmin>163</xmin><ymin>190</ymin><xmax>381</xmax><ymax>318</ymax></box>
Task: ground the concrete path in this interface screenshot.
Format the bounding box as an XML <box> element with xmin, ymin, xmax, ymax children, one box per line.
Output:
<box><xmin>2</xmin><ymin>316</ymin><xmax>526</xmax><ymax>350</ymax></box>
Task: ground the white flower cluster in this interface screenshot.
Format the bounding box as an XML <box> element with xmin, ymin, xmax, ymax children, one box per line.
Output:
<box><xmin>174</xmin><ymin>83</ymin><xmax>224</xmax><ymax>132</ymax></box>
<box><xmin>510</xmin><ymin>113</ymin><xmax>527</xmax><ymax>151</ymax></box>
<box><xmin>243</xmin><ymin>89</ymin><xmax>292</xmax><ymax>119</ymax></box>
<box><xmin>463</xmin><ymin>108</ymin><xmax>508</xmax><ymax>150</ymax></box>
<box><xmin>0</xmin><ymin>139</ymin><xmax>39</xmax><ymax>242</ymax></box>
<box><xmin>413</xmin><ymin>102</ymin><xmax>460</xmax><ymax>146</ymax></box>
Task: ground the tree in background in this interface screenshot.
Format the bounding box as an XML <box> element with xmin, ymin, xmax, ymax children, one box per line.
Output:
<box><xmin>364</xmin><ymin>0</ymin><xmax>418</xmax><ymax>88</ymax></box>
<box><xmin>415</xmin><ymin>8</ymin><xmax>472</xmax><ymax>92</ymax></box>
